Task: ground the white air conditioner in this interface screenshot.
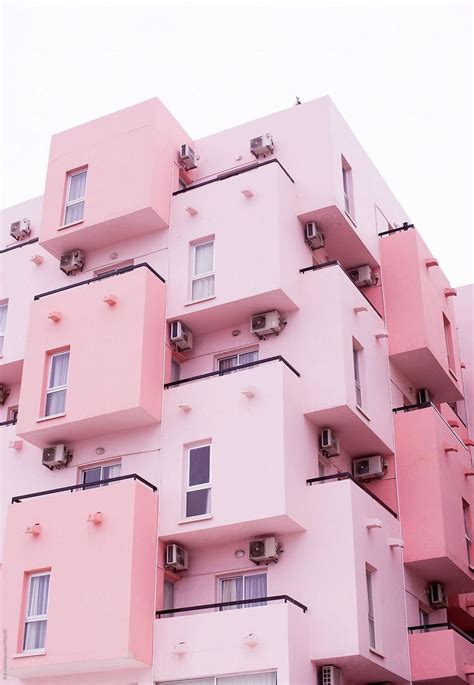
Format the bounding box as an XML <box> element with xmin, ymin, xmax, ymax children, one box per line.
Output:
<box><xmin>428</xmin><ymin>582</ymin><xmax>447</xmax><ymax>609</ymax></box>
<box><xmin>60</xmin><ymin>250</ymin><xmax>85</xmax><ymax>276</ymax></box>
<box><xmin>165</xmin><ymin>543</ymin><xmax>189</xmax><ymax>572</ymax></box>
<box><xmin>178</xmin><ymin>144</ymin><xmax>197</xmax><ymax>171</ymax></box>
<box><xmin>319</xmin><ymin>428</ymin><xmax>340</xmax><ymax>458</ymax></box>
<box><xmin>305</xmin><ymin>222</ymin><xmax>325</xmax><ymax>250</ymax></box>
<box><xmin>0</xmin><ymin>385</ymin><xmax>10</xmax><ymax>405</ymax></box>
<box><xmin>170</xmin><ymin>321</ymin><xmax>193</xmax><ymax>351</ymax></box>
<box><xmin>42</xmin><ymin>444</ymin><xmax>73</xmax><ymax>470</ymax></box>
<box><xmin>250</xmin><ymin>133</ymin><xmax>274</xmax><ymax>158</ymax></box>
<box><xmin>417</xmin><ymin>388</ymin><xmax>431</xmax><ymax>405</ymax></box>
<box><xmin>10</xmin><ymin>218</ymin><xmax>31</xmax><ymax>241</ymax></box>
<box><xmin>250</xmin><ymin>310</ymin><xmax>284</xmax><ymax>338</ymax></box>
<box><xmin>321</xmin><ymin>665</ymin><xmax>342</xmax><ymax>685</ymax></box>
<box><xmin>347</xmin><ymin>265</ymin><xmax>373</xmax><ymax>287</ymax></box>
<box><xmin>249</xmin><ymin>536</ymin><xmax>279</xmax><ymax>564</ymax></box>
<box><xmin>352</xmin><ymin>455</ymin><xmax>385</xmax><ymax>481</ymax></box>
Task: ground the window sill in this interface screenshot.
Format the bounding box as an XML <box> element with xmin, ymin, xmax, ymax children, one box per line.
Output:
<box><xmin>356</xmin><ymin>405</ymin><xmax>371</xmax><ymax>422</ymax></box>
<box><xmin>36</xmin><ymin>413</ymin><xmax>66</xmax><ymax>423</ymax></box>
<box><xmin>185</xmin><ymin>295</ymin><xmax>216</xmax><ymax>307</ymax></box>
<box><xmin>13</xmin><ymin>649</ymin><xmax>46</xmax><ymax>658</ymax></box>
<box><xmin>58</xmin><ymin>220</ymin><xmax>84</xmax><ymax>231</ymax></box>
<box><xmin>178</xmin><ymin>513</ymin><xmax>213</xmax><ymax>524</ymax></box>
<box><xmin>369</xmin><ymin>647</ymin><xmax>385</xmax><ymax>659</ymax></box>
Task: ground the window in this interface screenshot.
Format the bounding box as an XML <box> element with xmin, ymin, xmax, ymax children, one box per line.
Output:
<box><xmin>341</xmin><ymin>156</ymin><xmax>354</xmax><ymax>218</ymax></box>
<box><xmin>163</xmin><ymin>580</ymin><xmax>175</xmax><ymax>618</ymax></box>
<box><xmin>366</xmin><ymin>568</ymin><xmax>376</xmax><ymax>649</ymax></box>
<box><xmin>44</xmin><ymin>351</ymin><xmax>70</xmax><ymax>416</ymax></box>
<box><xmin>64</xmin><ymin>169</ymin><xmax>87</xmax><ymax>225</ymax></box>
<box><xmin>443</xmin><ymin>314</ymin><xmax>455</xmax><ymax>373</ymax></box>
<box><xmin>220</xmin><ymin>572</ymin><xmax>267</xmax><ymax>610</ymax></box>
<box><xmin>171</xmin><ymin>359</ymin><xmax>181</xmax><ymax>383</ymax></box>
<box><xmin>160</xmin><ymin>672</ymin><xmax>277</xmax><ymax>685</ymax></box>
<box><xmin>463</xmin><ymin>499</ymin><xmax>472</xmax><ymax>566</ymax></box>
<box><xmin>192</xmin><ymin>241</ymin><xmax>215</xmax><ymax>301</ymax></box>
<box><xmin>81</xmin><ymin>462</ymin><xmax>121</xmax><ymax>489</ymax></box>
<box><xmin>353</xmin><ymin>342</ymin><xmax>363</xmax><ymax>408</ymax></box>
<box><xmin>23</xmin><ymin>573</ymin><xmax>50</xmax><ymax>652</ymax></box>
<box><xmin>185</xmin><ymin>444</ymin><xmax>211</xmax><ymax>517</ymax></box>
<box><xmin>217</xmin><ymin>349</ymin><xmax>258</xmax><ymax>373</ymax></box>
<box><xmin>93</xmin><ymin>259</ymin><xmax>134</xmax><ymax>277</ymax></box>
<box><xmin>318</xmin><ymin>458</ymin><xmax>327</xmax><ymax>477</ymax></box>
<box><xmin>419</xmin><ymin>607</ymin><xmax>430</xmax><ymax>631</ymax></box>
<box><xmin>8</xmin><ymin>406</ymin><xmax>19</xmax><ymax>423</ymax></box>
<box><xmin>0</xmin><ymin>302</ymin><xmax>8</xmax><ymax>355</ymax></box>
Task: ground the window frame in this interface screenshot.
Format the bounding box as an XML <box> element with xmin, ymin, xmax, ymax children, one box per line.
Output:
<box><xmin>22</xmin><ymin>571</ymin><xmax>50</xmax><ymax>654</ymax></box>
<box><xmin>366</xmin><ymin>568</ymin><xmax>376</xmax><ymax>649</ymax></box>
<box><xmin>191</xmin><ymin>240</ymin><xmax>215</xmax><ymax>302</ymax></box>
<box><xmin>0</xmin><ymin>301</ymin><xmax>8</xmax><ymax>355</ymax></box>
<box><xmin>185</xmin><ymin>443</ymin><xmax>212</xmax><ymax>519</ymax></box>
<box><xmin>463</xmin><ymin>499</ymin><xmax>472</xmax><ymax>567</ymax></box>
<box><xmin>63</xmin><ymin>168</ymin><xmax>88</xmax><ymax>226</ymax></box>
<box><xmin>352</xmin><ymin>341</ymin><xmax>363</xmax><ymax>409</ymax></box>
<box><xmin>218</xmin><ymin>570</ymin><xmax>268</xmax><ymax>608</ymax></box>
<box><xmin>341</xmin><ymin>155</ymin><xmax>355</xmax><ymax>219</ymax></box>
<box><xmin>216</xmin><ymin>348</ymin><xmax>259</xmax><ymax>373</ymax></box>
<box><xmin>419</xmin><ymin>607</ymin><xmax>430</xmax><ymax>632</ymax></box>
<box><xmin>80</xmin><ymin>461</ymin><xmax>122</xmax><ymax>488</ymax></box>
<box><xmin>44</xmin><ymin>350</ymin><xmax>70</xmax><ymax>417</ymax></box>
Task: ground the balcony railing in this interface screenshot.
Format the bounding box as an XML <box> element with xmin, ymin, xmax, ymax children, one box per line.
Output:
<box><xmin>393</xmin><ymin>401</ymin><xmax>470</xmax><ymax>454</ymax></box>
<box><xmin>378</xmin><ymin>222</ymin><xmax>415</xmax><ymax>238</ymax></box>
<box><xmin>164</xmin><ymin>355</ymin><xmax>301</xmax><ymax>389</ymax></box>
<box><xmin>0</xmin><ymin>419</ymin><xmax>17</xmax><ymax>427</ymax></box>
<box><xmin>408</xmin><ymin>622</ymin><xmax>474</xmax><ymax>643</ymax></box>
<box><xmin>11</xmin><ymin>473</ymin><xmax>157</xmax><ymax>503</ymax></box>
<box><xmin>156</xmin><ymin>594</ymin><xmax>307</xmax><ymax>618</ymax></box>
<box><xmin>306</xmin><ymin>472</ymin><xmax>398</xmax><ymax>518</ymax></box>
<box><xmin>0</xmin><ymin>237</ymin><xmax>39</xmax><ymax>254</ymax></box>
<box><xmin>33</xmin><ymin>262</ymin><xmax>165</xmax><ymax>301</ymax></box>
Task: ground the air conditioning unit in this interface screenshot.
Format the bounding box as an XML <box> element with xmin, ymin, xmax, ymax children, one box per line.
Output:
<box><xmin>42</xmin><ymin>444</ymin><xmax>73</xmax><ymax>470</ymax></box>
<box><xmin>319</xmin><ymin>428</ymin><xmax>340</xmax><ymax>458</ymax></box>
<box><xmin>0</xmin><ymin>385</ymin><xmax>10</xmax><ymax>405</ymax></box>
<box><xmin>305</xmin><ymin>222</ymin><xmax>325</xmax><ymax>250</ymax></box>
<box><xmin>60</xmin><ymin>250</ymin><xmax>85</xmax><ymax>276</ymax></box>
<box><xmin>428</xmin><ymin>582</ymin><xmax>447</xmax><ymax>609</ymax></box>
<box><xmin>347</xmin><ymin>265</ymin><xmax>373</xmax><ymax>287</ymax></box>
<box><xmin>165</xmin><ymin>543</ymin><xmax>189</xmax><ymax>572</ymax></box>
<box><xmin>249</xmin><ymin>536</ymin><xmax>279</xmax><ymax>565</ymax></box>
<box><xmin>250</xmin><ymin>310</ymin><xmax>284</xmax><ymax>338</ymax></box>
<box><xmin>178</xmin><ymin>144</ymin><xmax>197</xmax><ymax>171</ymax></box>
<box><xmin>170</xmin><ymin>321</ymin><xmax>193</xmax><ymax>351</ymax></box>
<box><xmin>250</xmin><ymin>133</ymin><xmax>274</xmax><ymax>158</ymax></box>
<box><xmin>10</xmin><ymin>218</ymin><xmax>31</xmax><ymax>241</ymax></box>
<box><xmin>417</xmin><ymin>388</ymin><xmax>431</xmax><ymax>405</ymax></box>
<box><xmin>352</xmin><ymin>455</ymin><xmax>385</xmax><ymax>481</ymax></box>
<box><xmin>321</xmin><ymin>665</ymin><xmax>342</xmax><ymax>685</ymax></box>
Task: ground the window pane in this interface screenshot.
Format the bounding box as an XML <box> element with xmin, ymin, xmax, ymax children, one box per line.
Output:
<box><xmin>27</xmin><ymin>575</ymin><xmax>50</xmax><ymax>617</ymax></box>
<box><xmin>221</xmin><ymin>576</ymin><xmax>243</xmax><ymax>607</ymax></box>
<box><xmin>239</xmin><ymin>351</ymin><xmax>258</xmax><ymax>365</ymax></box>
<box><xmin>218</xmin><ymin>673</ymin><xmax>277</xmax><ymax>685</ymax></box>
<box><xmin>186</xmin><ymin>488</ymin><xmax>211</xmax><ymax>517</ymax></box>
<box><xmin>65</xmin><ymin>200</ymin><xmax>85</xmax><ymax>224</ymax></box>
<box><xmin>45</xmin><ymin>389</ymin><xmax>66</xmax><ymax>416</ymax></box>
<box><xmin>194</xmin><ymin>242</ymin><xmax>214</xmax><ymax>275</ymax></box>
<box><xmin>244</xmin><ymin>573</ymin><xmax>267</xmax><ymax>607</ymax></box>
<box><xmin>189</xmin><ymin>446</ymin><xmax>210</xmax><ymax>486</ymax></box>
<box><xmin>49</xmin><ymin>352</ymin><xmax>69</xmax><ymax>389</ymax></box>
<box><xmin>0</xmin><ymin>304</ymin><xmax>8</xmax><ymax>333</ymax></box>
<box><xmin>219</xmin><ymin>355</ymin><xmax>238</xmax><ymax>372</ymax></box>
<box><xmin>163</xmin><ymin>581</ymin><xmax>175</xmax><ymax>613</ymax></box>
<box><xmin>82</xmin><ymin>467</ymin><xmax>102</xmax><ymax>488</ymax></box>
<box><xmin>23</xmin><ymin>620</ymin><xmax>47</xmax><ymax>651</ymax></box>
<box><xmin>68</xmin><ymin>171</ymin><xmax>87</xmax><ymax>201</ymax></box>
<box><xmin>103</xmin><ymin>463</ymin><xmax>121</xmax><ymax>480</ymax></box>
<box><xmin>192</xmin><ymin>274</ymin><xmax>214</xmax><ymax>300</ymax></box>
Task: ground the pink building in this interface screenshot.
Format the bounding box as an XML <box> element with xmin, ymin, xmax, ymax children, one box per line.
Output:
<box><xmin>1</xmin><ymin>96</ymin><xmax>473</xmax><ymax>685</ymax></box>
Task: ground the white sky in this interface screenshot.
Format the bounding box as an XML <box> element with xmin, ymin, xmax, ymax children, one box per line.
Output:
<box><xmin>1</xmin><ymin>0</ymin><xmax>472</xmax><ymax>285</ymax></box>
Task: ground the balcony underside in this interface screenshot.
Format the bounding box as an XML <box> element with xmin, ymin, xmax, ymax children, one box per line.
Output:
<box><xmin>390</xmin><ymin>347</ymin><xmax>463</xmax><ymax>404</ymax></box>
<box><xmin>314</xmin><ymin>653</ymin><xmax>409</xmax><ymax>684</ymax></box>
<box><xmin>405</xmin><ymin>556</ymin><xmax>474</xmax><ymax>595</ymax></box>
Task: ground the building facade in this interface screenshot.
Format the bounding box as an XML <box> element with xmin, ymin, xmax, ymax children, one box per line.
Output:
<box><xmin>0</xmin><ymin>96</ymin><xmax>473</xmax><ymax>685</ymax></box>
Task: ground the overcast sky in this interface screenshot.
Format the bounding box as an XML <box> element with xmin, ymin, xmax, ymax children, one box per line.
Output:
<box><xmin>1</xmin><ymin>0</ymin><xmax>472</xmax><ymax>285</ymax></box>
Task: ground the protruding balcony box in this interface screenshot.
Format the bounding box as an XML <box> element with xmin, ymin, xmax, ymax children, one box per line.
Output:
<box><xmin>16</xmin><ymin>265</ymin><xmax>165</xmax><ymax>447</ymax></box>
<box><xmin>395</xmin><ymin>405</ymin><xmax>474</xmax><ymax>592</ymax></box>
<box><xmin>2</xmin><ymin>477</ymin><xmax>158</xmax><ymax>678</ymax></box>
<box><xmin>380</xmin><ymin>229</ymin><xmax>463</xmax><ymax>403</ymax></box>
<box><xmin>166</xmin><ymin>161</ymin><xmax>303</xmax><ymax>334</ymax></box>
<box><xmin>448</xmin><ymin>593</ymin><xmax>474</xmax><ymax>633</ymax></box>
<box><xmin>39</xmin><ymin>98</ymin><xmax>192</xmax><ymax>257</ymax></box>
<box><xmin>409</xmin><ymin>627</ymin><xmax>474</xmax><ymax>684</ymax></box>
<box><xmin>301</xmin><ymin>263</ymin><xmax>394</xmax><ymax>457</ymax></box>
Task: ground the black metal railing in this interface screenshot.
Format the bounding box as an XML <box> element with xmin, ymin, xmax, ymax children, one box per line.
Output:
<box><xmin>33</xmin><ymin>262</ymin><xmax>165</xmax><ymax>301</ymax></box>
<box><xmin>408</xmin><ymin>622</ymin><xmax>474</xmax><ymax>643</ymax></box>
<box><xmin>0</xmin><ymin>419</ymin><xmax>17</xmax><ymax>427</ymax></box>
<box><xmin>165</xmin><ymin>355</ymin><xmax>300</xmax><ymax>389</ymax></box>
<box><xmin>306</xmin><ymin>472</ymin><xmax>398</xmax><ymax>518</ymax></box>
<box><xmin>299</xmin><ymin>260</ymin><xmax>383</xmax><ymax>320</ymax></box>
<box><xmin>378</xmin><ymin>222</ymin><xmax>414</xmax><ymax>237</ymax></box>
<box><xmin>156</xmin><ymin>594</ymin><xmax>307</xmax><ymax>618</ymax></box>
<box><xmin>0</xmin><ymin>237</ymin><xmax>39</xmax><ymax>254</ymax></box>
<box><xmin>392</xmin><ymin>402</ymin><xmax>432</xmax><ymax>414</ymax></box>
<box><xmin>11</xmin><ymin>473</ymin><xmax>157</xmax><ymax>503</ymax></box>
<box><xmin>173</xmin><ymin>158</ymin><xmax>294</xmax><ymax>196</ymax></box>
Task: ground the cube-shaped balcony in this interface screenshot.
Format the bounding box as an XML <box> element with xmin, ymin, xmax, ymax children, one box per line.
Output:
<box><xmin>380</xmin><ymin>228</ymin><xmax>463</xmax><ymax>403</ymax></box>
<box><xmin>395</xmin><ymin>404</ymin><xmax>474</xmax><ymax>592</ymax></box>
<box><xmin>166</xmin><ymin>160</ymin><xmax>303</xmax><ymax>335</ymax></box>
<box><xmin>16</xmin><ymin>263</ymin><xmax>166</xmax><ymax>447</ymax></box>
<box><xmin>39</xmin><ymin>98</ymin><xmax>193</xmax><ymax>258</ymax></box>
<box><xmin>2</xmin><ymin>475</ymin><xmax>158</xmax><ymax>679</ymax></box>
<box><xmin>409</xmin><ymin>624</ymin><xmax>474</xmax><ymax>684</ymax></box>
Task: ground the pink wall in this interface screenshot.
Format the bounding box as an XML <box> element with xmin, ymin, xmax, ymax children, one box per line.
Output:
<box><xmin>455</xmin><ymin>285</ymin><xmax>474</xmax><ymax>437</ymax></box>
<box><xmin>409</xmin><ymin>629</ymin><xmax>474</xmax><ymax>684</ymax></box>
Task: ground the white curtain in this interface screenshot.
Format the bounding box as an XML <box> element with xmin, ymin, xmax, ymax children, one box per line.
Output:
<box><xmin>244</xmin><ymin>573</ymin><xmax>267</xmax><ymax>608</ymax></box>
<box><xmin>49</xmin><ymin>352</ymin><xmax>69</xmax><ymax>389</ymax></box>
<box><xmin>160</xmin><ymin>680</ymin><xmax>214</xmax><ymax>685</ymax></box>
<box><xmin>27</xmin><ymin>575</ymin><xmax>49</xmax><ymax>617</ymax></box>
<box><xmin>194</xmin><ymin>242</ymin><xmax>213</xmax><ymax>275</ymax></box>
<box><xmin>239</xmin><ymin>351</ymin><xmax>258</xmax><ymax>365</ymax></box>
<box><xmin>69</xmin><ymin>171</ymin><xmax>87</xmax><ymax>201</ymax></box>
<box><xmin>192</xmin><ymin>275</ymin><xmax>215</xmax><ymax>300</ymax></box>
<box><xmin>218</xmin><ymin>674</ymin><xmax>277</xmax><ymax>685</ymax></box>
<box><xmin>23</xmin><ymin>620</ymin><xmax>47</xmax><ymax>651</ymax></box>
<box><xmin>221</xmin><ymin>576</ymin><xmax>243</xmax><ymax>610</ymax></box>
<box><xmin>103</xmin><ymin>463</ymin><xmax>121</xmax><ymax>480</ymax></box>
<box><xmin>219</xmin><ymin>355</ymin><xmax>238</xmax><ymax>372</ymax></box>
<box><xmin>0</xmin><ymin>304</ymin><xmax>7</xmax><ymax>333</ymax></box>
<box><xmin>65</xmin><ymin>201</ymin><xmax>85</xmax><ymax>224</ymax></box>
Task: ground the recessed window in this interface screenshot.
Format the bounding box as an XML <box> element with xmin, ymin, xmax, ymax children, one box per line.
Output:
<box><xmin>443</xmin><ymin>314</ymin><xmax>456</xmax><ymax>373</ymax></box>
<box><xmin>185</xmin><ymin>444</ymin><xmax>211</xmax><ymax>517</ymax></box>
<box><xmin>171</xmin><ymin>359</ymin><xmax>181</xmax><ymax>383</ymax></box>
<box><xmin>217</xmin><ymin>349</ymin><xmax>258</xmax><ymax>373</ymax></box>
<box><xmin>341</xmin><ymin>156</ymin><xmax>355</xmax><ymax>218</ymax></box>
<box><xmin>220</xmin><ymin>572</ymin><xmax>267</xmax><ymax>610</ymax></box>
<box><xmin>192</xmin><ymin>240</ymin><xmax>215</xmax><ymax>301</ymax></box>
<box><xmin>353</xmin><ymin>341</ymin><xmax>363</xmax><ymax>408</ymax></box>
<box><xmin>8</xmin><ymin>405</ymin><xmax>19</xmax><ymax>423</ymax></box>
<box><xmin>419</xmin><ymin>606</ymin><xmax>430</xmax><ymax>631</ymax></box>
<box><xmin>81</xmin><ymin>462</ymin><xmax>121</xmax><ymax>489</ymax></box>
<box><xmin>64</xmin><ymin>169</ymin><xmax>87</xmax><ymax>225</ymax></box>
<box><xmin>44</xmin><ymin>351</ymin><xmax>70</xmax><ymax>416</ymax></box>
<box><xmin>93</xmin><ymin>259</ymin><xmax>134</xmax><ymax>277</ymax></box>
<box><xmin>0</xmin><ymin>301</ymin><xmax>8</xmax><ymax>355</ymax></box>
<box><xmin>366</xmin><ymin>567</ymin><xmax>376</xmax><ymax>649</ymax></box>
<box><xmin>23</xmin><ymin>572</ymin><xmax>50</xmax><ymax>652</ymax></box>
<box><xmin>463</xmin><ymin>499</ymin><xmax>472</xmax><ymax>566</ymax></box>
<box><xmin>163</xmin><ymin>580</ymin><xmax>175</xmax><ymax>618</ymax></box>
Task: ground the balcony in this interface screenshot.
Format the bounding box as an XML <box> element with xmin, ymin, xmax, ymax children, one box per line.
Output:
<box><xmin>2</xmin><ymin>474</ymin><xmax>158</xmax><ymax>678</ymax></box>
<box><xmin>38</xmin><ymin>98</ymin><xmax>193</xmax><ymax>258</ymax></box>
<box><xmin>154</xmin><ymin>596</ymin><xmax>309</xmax><ymax>684</ymax></box>
<box><xmin>408</xmin><ymin>623</ymin><xmax>474</xmax><ymax>684</ymax></box>
<box><xmin>394</xmin><ymin>403</ymin><xmax>474</xmax><ymax>592</ymax></box>
<box><xmin>166</xmin><ymin>160</ymin><xmax>303</xmax><ymax>335</ymax></box>
<box><xmin>16</xmin><ymin>263</ymin><xmax>166</xmax><ymax>447</ymax></box>
<box><xmin>380</xmin><ymin>228</ymin><xmax>463</xmax><ymax>403</ymax></box>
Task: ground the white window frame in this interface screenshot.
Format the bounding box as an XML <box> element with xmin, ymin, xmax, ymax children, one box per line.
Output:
<box><xmin>353</xmin><ymin>343</ymin><xmax>363</xmax><ymax>409</ymax></box>
<box><xmin>185</xmin><ymin>443</ymin><xmax>211</xmax><ymax>518</ymax></box>
<box><xmin>419</xmin><ymin>607</ymin><xmax>430</xmax><ymax>632</ymax></box>
<box><xmin>0</xmin><ymin>302</ymin><xmax>8</xmax><ymax>355</ymax></box>
<box><xmin>160</xmin><ymin>672</ymin><xmax>277</xmax><ymax>685</ymax></box>
<box><xmin>217</xmin><ymin>348</ymin><xmax>259</xmax><ymax>372</ymax></box>
<box><xmin>366</xmin><ymin>568</ymin><xmax>376</xmax><ymax>649</ymax></box>
<box><xmin>463</xmin><ymin>499</ymin><xmax>472</xmax><ymax>567</ymax></box>
<box><xmin>64</xmin><ymin>168</ymin><xmax>87</xmax><ymax>225</ymax></box>
<box><xmin>219</xmin><ymin>571</ymin><xmax>268</xmax><ymax>608</ymax></box>
<box><xmin>81</xmin><ymin>461</ymin><xmax>122</xmax><ymax>487</ymax></box>
<box><xmin>23</xmin><ymin>572</ymin><xmax>50</xmax><ymax>653</ymax></box>
<box><xmin>44</xmin><ymin>351</ymin><xmax>70</xmax><ymax>417</ymax></box>
<box><xmin>191</xmin><ymin>240</ymin><xmax>215</xmax><ymax>301</ymax></box>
